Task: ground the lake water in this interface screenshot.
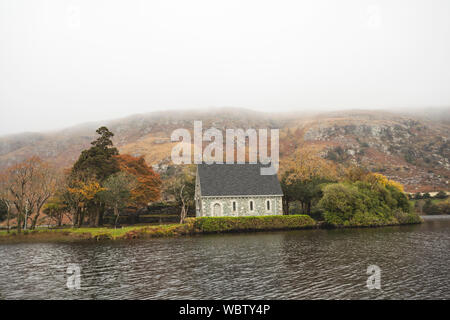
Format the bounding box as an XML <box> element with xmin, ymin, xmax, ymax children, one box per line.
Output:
<box><xmin>0</xmin><ymin>216</ymin><xmax>449</xmax><ymax>300</ymax></box>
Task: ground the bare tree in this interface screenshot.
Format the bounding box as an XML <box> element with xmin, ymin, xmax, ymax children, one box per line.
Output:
<box><xmin>4</xmin><ymin>157</ymin><xmax>59</xmax><ymax>232</ymax></box>
<box><xmin>165</xmin><ymin>166</ymin><xmax>195</xmax><ymax>224</ymax></box>
<box><xmin>29</xmin><ymin>162</ymin><xmax>60</xmax><ymax>229</ymax></box>
<box><xmin>0</xmin><ymin>173</ymin><xmax>13</xmax><ymax>233</ymax></box>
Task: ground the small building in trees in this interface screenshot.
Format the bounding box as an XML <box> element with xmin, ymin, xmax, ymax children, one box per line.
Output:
<box><xmin>195</xmin><ymin>163</ymin><xmax>283</xmax><ymax>217</ymax></box>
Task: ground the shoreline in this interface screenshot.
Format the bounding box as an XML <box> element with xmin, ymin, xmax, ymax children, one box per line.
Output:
<box><xmin>0</xmin><ymin>214</ymin><xmax>424</xmax><ymax>244</ymax></box>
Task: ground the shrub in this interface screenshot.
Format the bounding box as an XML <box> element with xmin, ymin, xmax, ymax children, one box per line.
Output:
<box><xmin>319</xmin><ymin>181</ymin><xmax>417</xmax><ymax>227</ymax></box>
<box><xmin>423</xmin><ymin>199</ymin><xmax>441</xmax><ymax>215</ymax></box>
<box><xmin>193</xmin><ymin>215</ymin><xmax>316</xmax><ymax>233</ymax></box>
<box><xmin>435</xmin><ymin>191</ymin><xmax>448</xmax><ymax>199</ymax></box>
<box><xmin>319</xmin><ymin>183</ymin><xmax>364</xmax><ymax>225</ymax></box>
<box><xmin>437</xmin><ymin>200</ymin><xmax>450</xmax><ymax>215</ymax></box>
<box><xmin>394</xmin><ymin>209</ymin><xmax>423</xmax><ymax>224</ymax></box>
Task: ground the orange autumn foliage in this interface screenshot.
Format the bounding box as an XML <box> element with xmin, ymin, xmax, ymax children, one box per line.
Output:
<box><xmin>115</xmin><ymin>154</ymin><xmax>162</xmax><ymax>206</ymax></box>
<box><xmin>367</xmin><ymin>173</ymin><xmax>405</xmax><ymax>192</ymax></box>
<box><xmin>281</xmin><ymin>148</ymin><xmax>338</xmax><ymax>183</ymax></box>
<box><xmin>67</xmin><ymin>179</ymin><xmax>105</xmax><ymax>205</ymax></box>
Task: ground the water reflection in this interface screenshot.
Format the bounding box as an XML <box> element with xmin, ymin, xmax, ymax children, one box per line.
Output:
<box><xmin>0</xmin><ymin>216</ymin><xmax>448</xmax><ymax>299</ymax></box>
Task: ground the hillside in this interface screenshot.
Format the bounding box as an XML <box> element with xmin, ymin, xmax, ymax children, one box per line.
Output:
<box><xmin>0</xmin><ymin>108</ymin><xmax>448</xmax><ymax>192</ymax></box>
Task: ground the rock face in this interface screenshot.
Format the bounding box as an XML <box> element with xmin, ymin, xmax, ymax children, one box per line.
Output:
<box><xmin>298</xmin><ymin>115</ymin><xmax>449</xmax><ymax>192</ymax></box>
<box><xmin>0</xmin><ymin>108</ymin><xmax>448</xmax><ymax>192</ymax></box>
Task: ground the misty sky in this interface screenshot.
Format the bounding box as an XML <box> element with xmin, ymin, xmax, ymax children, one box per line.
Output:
<box><xmin>1</xmin><ymin>0</ymin><xmax>450</xmax><ymax>135</ymax></box>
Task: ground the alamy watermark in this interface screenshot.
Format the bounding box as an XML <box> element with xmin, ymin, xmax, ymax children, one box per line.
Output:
<box><xmin>170</xmin><ymin>121</ymin><xmax>279</xmax><ymax>175</ymax></box>
<box><xmin>366</xmin><ymin>265</ymin><xmax>381</xmax><ymax>290</ymax></box>
<box><xmin>67</xmin><ymin>264</ymin><xmax>81</xmax><ymax>290</ymax></box>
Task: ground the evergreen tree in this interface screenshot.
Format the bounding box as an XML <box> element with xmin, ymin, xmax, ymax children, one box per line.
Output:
<box><xmin>72</xmin><ymin>126</ymin><xmax>119</xmax><ymax>181</ymax></box>
<box><xmin>69</xmin><ymin>127</ymin><xmax>119</xmax><ymax>227</ymax></box>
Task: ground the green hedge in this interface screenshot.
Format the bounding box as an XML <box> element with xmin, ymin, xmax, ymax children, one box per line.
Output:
<box><xmin>192</xmin><ymin>215</ymin><xmax>316</xmax><ymax>233</ymax></box>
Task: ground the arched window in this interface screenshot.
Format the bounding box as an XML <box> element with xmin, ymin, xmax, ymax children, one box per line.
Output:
<box><xmin>232</xmin><ymin>201</ymin><xmax>237</xmax><ymax>212</ymax></box>
<box><xmin>266</xmin><ymin>200</ymin><xmax>271</xmax><ymax>211</ymax></box>
<box><xmin>249</xmin><ymin>200</ymin><xmax>254</xmax><ymax>211</ymax></box>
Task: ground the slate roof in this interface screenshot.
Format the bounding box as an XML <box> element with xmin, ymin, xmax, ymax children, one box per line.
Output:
<box><xmin>197</xmin><ymin>163</ymin><xmax>283</xmax><ymax>197</ymax></box>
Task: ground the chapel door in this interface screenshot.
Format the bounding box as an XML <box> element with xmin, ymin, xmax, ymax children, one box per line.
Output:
<box><xmin>213</xmin><ymin>203</ymin><xmax>221</xmax><ymax>216</ymax></box>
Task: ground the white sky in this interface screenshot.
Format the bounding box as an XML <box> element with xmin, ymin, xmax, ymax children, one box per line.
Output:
<box><xmin>0</xmin><ymin>0</ymin><xmax>450</xmax><ymax>135</ymax></box>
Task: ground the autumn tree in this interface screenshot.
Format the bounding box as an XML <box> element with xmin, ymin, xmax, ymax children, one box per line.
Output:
<box><xmin>343</xmin><ymin>165</ymin><xmax>370</xmax><ymax>183</ymax></box>
<box><xmin>0</xmin><ymin>172</ymin><xmax>13</xmax><ymax>233</ymax></box>
<box><xmin>3</xmin><ymin>157</ymin><xmax>59</xmax><ymax>232</ymax></box>
<box><xmin>67</xmin><ymin>176</ymin><xmax>105</xmax><ymax>227</ymax></box>
<box><xmin>164</xmin><ymin>165</ymin><xmax>195</xmax><ymax>223</ymax></box>
<box><xmin>367</xmin><ymin>173</ymin><xmax>404</xmax><ymax>192</ymax></box>
<box><xmin>115</xmin><ymin>154</ymin><xmax>162</xmax><ymax>206</ymax></box>
<box><xmin>43</xmin><ymin>194</ymin><xmax>69</xmax><ymax>227</ymax></box>
<box><xmin>98</xmin><ymin>172</ymin><xmax>137</xmax><ymax>228</ymax></box>
<box><xmin>280</xmin><ymin>149</ymin><xmax>337</xmax><ymax>215</ymax></box>
<box><xmin>29</xmin><ymin>161</ymin><xmax>60</xmax><ymax>229</ymax></box>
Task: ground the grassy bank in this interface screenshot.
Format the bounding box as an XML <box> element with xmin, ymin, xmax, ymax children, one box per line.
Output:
<box><xmin>0</xmin><ymin>214</ymin><xmax>422</xmax><ymax>244</ymax></box>
<box><xmin>0</xmin><ymin>224</ymin><xmax>190</xmax><ymax>243</ymax></box>
<box><xmin>0</xmin><ymin>215</ymin><xmax>315</xmax><ymax>243</ymax></box>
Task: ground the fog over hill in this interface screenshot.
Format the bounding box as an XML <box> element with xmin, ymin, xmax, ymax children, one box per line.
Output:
<box><xmin>0</xmin><ymin>108</ymin><xmax>448</xmax><ymax>192</ymax></box>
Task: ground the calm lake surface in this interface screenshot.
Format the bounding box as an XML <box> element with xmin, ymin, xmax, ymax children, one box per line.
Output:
<box><xmin>0</xmin><ymin>216</ymin><xmax>449</xmax><ymax>300</ymax></box>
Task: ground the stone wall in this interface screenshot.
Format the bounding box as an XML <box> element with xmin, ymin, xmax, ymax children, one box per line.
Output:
<box><xmin>197</xmin><ymin>196</ymin><xmax>283</xmax><ymax>217</ymax></box>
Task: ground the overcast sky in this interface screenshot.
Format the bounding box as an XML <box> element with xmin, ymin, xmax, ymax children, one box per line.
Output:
<box><xmin>0</xmin><ymin>0</ymin><xmax>449</xmax><ymax>135</ymax></box>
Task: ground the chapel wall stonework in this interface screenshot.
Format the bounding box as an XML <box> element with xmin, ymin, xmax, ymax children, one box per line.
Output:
<box><xmin>197</xmin><ymin>196</ymin><xmax>283</xmax><ymax>217</ymax></box>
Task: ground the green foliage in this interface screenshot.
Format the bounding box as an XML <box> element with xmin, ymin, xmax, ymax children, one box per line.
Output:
<box><xmin>319</xmin><ymin>183</ymin><xmax>366</xmax><ymax>225</ymax></box>
<box><xmin>325</xmin><ymin>146</ymin><xmax>349</xmax><ymax>163</ymax></box>
<box><xmin>393</xmin><ymin>210</ymin><xmax>424</xmax><ymax>224</ymax></box>
<box><xmin>72</xmin><ymin>127</ymin><xmax>119</xmax><ymax>182</ymax></box>
<box><xmin>437</xmin><ymin>200</ymin><xmax>450</xmax><ymax>215</ymax></box>
<box><xmin>98</xmin><ymin>172</ymin><xmax>138</xmax><ymax>227</ymax></box>
<box><xmin>318</xmin><ymin>181</ymin><xmax>420</xmax><ymax>227</ymax></box>
<box><xmin>435</xmin><ymin>191</ymin><xmax>448</xmax><ymax>199</ymax></box>
<box><xmin>281</xmin><ymin>171</ymin><xmax>332</xmax><ymax>215</ymax></box>
<box><xmin>98</xmin><ymin>172</ymin><xmax>137</xmax><ymax>210</ymax></box>
<box><xmin>423</xmin><ymin>199</ymin><xmax>442</xmax><ymax>215</ymax></box>
<box><xmin>43</xmin><ymin>195</ymin><xmax>68</xmax><ymax>226</ymax></box>
<box><xmin>193</xmin><ymin>215</ymin><xmax>316</xmax><ymax>233</ymax></box>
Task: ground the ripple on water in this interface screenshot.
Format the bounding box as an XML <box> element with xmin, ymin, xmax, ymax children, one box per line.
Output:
<box><xmin>0</xmin><ymin>217</ymin><xmax>449</xmax><ymax>300</ymax></box>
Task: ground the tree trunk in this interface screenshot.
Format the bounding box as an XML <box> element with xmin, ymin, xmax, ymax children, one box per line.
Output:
<box><xmin>5</xmin><ymin>202</ymin><xmax>10</xmax><ymax>234</ymax></box>
<box><xmin>180</xmin><ymin>205</ymin><xmax>187</xmax><ymax>224</ymax></box>
<box><xmin>179</xmin><ymin>184</ymin><xmax>187</xmax><ymax>224</ymax></box>
<box><xmin>95</xmin><ymin>204</ymin><xmax>104</xmax><ymax>227</ymax></box>
<box><xmin>57</xmin><ymin>213</ymin><xmax>62</xmax><ymax>227</ymax></box>
<box><xmin>114</xmin><ymin>206</ymin><xmax>119</xmax><ymax>229</ymax></box>
<box><xmin>16</xmin><ymin>209</ymin><xmax>24</xmax><ymax>234</ymax></box>
<box><xmin>283</xmin><ymin>198</ymin><xmax>290</xmax><ymax>215</ymax></box>
<box><xmin>89</xmin><ymin>208</ymin><xmax>96</xmax><ymax>227</ymax></box>
<box><xmin>78</xmin><ymin>208</ymin><xmax>85</xmax><ymax>228</ymax></box>
<box><xmin>31</xmin><ymin>214</ymin><xmax>39</xmax><ymax>230</ymax></box>
<box><xmin>24</xmin><ymin>206</ymin><xmax>29</xmax><ymax>230</ymax></box>
<box><xmin>72</xmin><ymin>209</ymin><xmax>78</xmax><ymax>228</ymax></box>
<box><xmin>31</xmin><ymin>206</ymin><xmax>43</xmax><ymax>230</ymax></box>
